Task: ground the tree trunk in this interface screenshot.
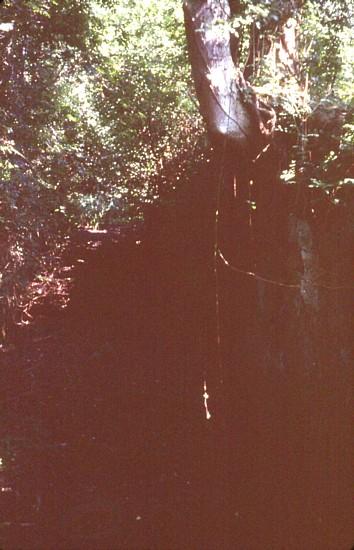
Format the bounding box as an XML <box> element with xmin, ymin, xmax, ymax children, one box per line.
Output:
<box><xmin>183</xmin><ymin>0</ymin><xmax>275</xmax><ymax>156</ymax></box>
<box><xmin>184</xmin><ymin>2</ymin><xmax>353</xmax><ymax>548</ymax></box>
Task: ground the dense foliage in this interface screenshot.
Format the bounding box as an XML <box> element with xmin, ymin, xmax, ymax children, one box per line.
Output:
<box><xmin>0</xmin><ymin>0</ymin><xmax>204</xmax><ymax>342</ymax></box>
<box><xmin>227</xmin><ymin>0</ymin><xmax>353</xmax><ymax>188</ymax></box>
<box><xmin>0</xmin><ymin>0</ymin><xmax>353</xmax><ymax>343</ymax></box>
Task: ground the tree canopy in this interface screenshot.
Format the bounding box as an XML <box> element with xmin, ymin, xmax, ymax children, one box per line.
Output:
<box><xmin>0</xmin><ymin>0</ymin><xmax>353</xmax><ymax>343</ymax></box>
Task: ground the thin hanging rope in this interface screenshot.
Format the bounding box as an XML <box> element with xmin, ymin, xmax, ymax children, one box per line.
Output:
<box><xmin>204</xmin><ymin>77</ymin><xmax>234</xmax><ymax>419</ymax></box>
<box><xmin>218</xmin><ymin>248</ymin><xmax>299</xmax><ymax>288</ymax></box>
<box><xmin>218</xmin><ymin>248</ymin><xmax>353</xmax><ymax>291</ymax></box>
<box><xmin>214</xmin><ymin>139</ymin><xmax>227</xmax><ymax>387</ymax></box>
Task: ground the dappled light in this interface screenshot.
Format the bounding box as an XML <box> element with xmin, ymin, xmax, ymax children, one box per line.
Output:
<box><xmin>1</xmin><ymin>1</ymin><xmax>353</xmax><ymax>548</ymax></box>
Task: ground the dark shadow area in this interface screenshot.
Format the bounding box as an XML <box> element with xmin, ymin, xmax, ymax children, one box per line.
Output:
<box><xmin>1</xmin><ymin>163</ymin><xmax>353</xmax><ymax>549</ymax></box>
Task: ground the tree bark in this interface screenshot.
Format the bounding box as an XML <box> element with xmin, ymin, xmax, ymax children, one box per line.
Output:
<box><xmin>183</xmin><ymin>0</ymin><xmax>275</xmax><ymax>156</ymax></box>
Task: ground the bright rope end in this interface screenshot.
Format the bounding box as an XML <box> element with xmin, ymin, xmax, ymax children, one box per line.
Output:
<box><xmin>203</xmin><ymin>380</ymin><xmax>212</xmax><ymax>420</ymax></box>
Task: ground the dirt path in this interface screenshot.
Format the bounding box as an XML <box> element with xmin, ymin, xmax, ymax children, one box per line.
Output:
<box><xmin>1</xmin><ymin>190</ymin><xmax>221</xmax><ymax>548</ymax></box>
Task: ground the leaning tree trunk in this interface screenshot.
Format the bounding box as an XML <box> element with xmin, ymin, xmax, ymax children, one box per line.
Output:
<box><xmin>183</xmin><ymin>0</ymin><xmax>275</xmax><ymax>156</ymax></box>
<box><xmin>183</xmin><ymin>2</ymin><xmax>353</xmax><ymax>548</ymax></box>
